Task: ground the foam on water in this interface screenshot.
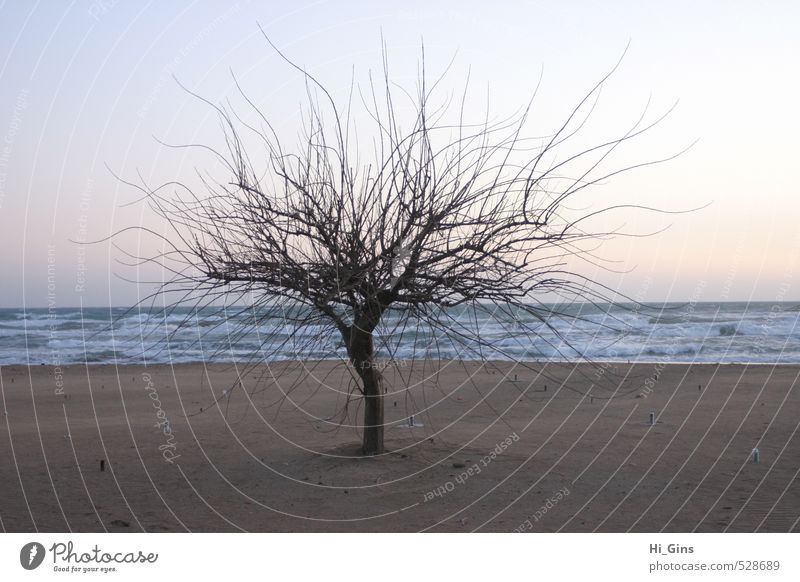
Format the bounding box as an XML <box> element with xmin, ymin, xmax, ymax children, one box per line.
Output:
<box><xmin>0</xmin><ymin>302</ymin><xmax>798</xmax><ymax>365</ymax></box>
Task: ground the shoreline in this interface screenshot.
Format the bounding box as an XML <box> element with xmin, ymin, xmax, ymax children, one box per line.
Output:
<box><xmin>5</xmin><ymin>359</ymin><xmax>800</xmax><ymax>371</ymax></box>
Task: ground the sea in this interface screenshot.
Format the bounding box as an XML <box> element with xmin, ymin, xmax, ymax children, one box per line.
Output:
<box><xmin>0</xmin><ymin>302</ymin><xmax>798</xmax><ymax>366</ymax></box>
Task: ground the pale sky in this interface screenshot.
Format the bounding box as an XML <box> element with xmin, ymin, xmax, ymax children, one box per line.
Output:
<box><xmin>1</xmin><ymin>0</ymin><xmax>798</xmax><ymax>308</ymax></box>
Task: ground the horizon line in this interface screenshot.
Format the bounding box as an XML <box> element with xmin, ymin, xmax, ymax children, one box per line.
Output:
<box><xmin>3</xmin><ymin>299</ymin><xmax>799</xmax><ymax>310</ymax></box>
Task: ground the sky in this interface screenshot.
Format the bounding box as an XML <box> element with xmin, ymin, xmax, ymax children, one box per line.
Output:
<box><xmin>0</xmin><ymin>0</ymin><xmax>798</xmax><ymax>308</ymax></box>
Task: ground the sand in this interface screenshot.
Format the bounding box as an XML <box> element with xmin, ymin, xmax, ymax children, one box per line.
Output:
<box><xmin>0</xmin><ymin>360</ymin><xmax>798</xmax><ymax>532</ymax></box>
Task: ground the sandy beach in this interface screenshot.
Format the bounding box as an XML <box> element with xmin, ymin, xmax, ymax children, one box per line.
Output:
<box><xmin>1</xmin><ymin>361</ymin><xmax>798</xmax><ymax>532</ymax></box>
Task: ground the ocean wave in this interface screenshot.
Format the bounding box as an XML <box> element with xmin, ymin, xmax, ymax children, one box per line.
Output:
<box><xmin>0</xmin><ymin>303</ymin><xmax>797</xmax><ymax>365</ymax></box>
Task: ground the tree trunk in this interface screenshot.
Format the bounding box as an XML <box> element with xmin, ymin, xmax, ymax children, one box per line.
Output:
<box><xmin>346</xmin><ymin>325</ymin><xmax>385</xmax><ymax>455</ymax></box>
<box><xmin>360</xmin><ymin>363</ymin><xmax>384</xmax><ymax>455</ymax></box>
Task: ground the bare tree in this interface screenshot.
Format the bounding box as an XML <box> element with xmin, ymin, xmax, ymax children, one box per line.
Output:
<box><xmin>122</xmin><ymin>35</ymin><xmax>682</xmax><ymax>455</ymax></box>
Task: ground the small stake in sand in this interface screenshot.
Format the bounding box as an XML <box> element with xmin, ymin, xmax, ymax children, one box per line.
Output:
<box><xmin>100</xmin><ymin>460</ymin><xmax>105</xmax><ymax>472</ymax></box>
<box><xmin>752</xmin><ymin>448</ymin><xmax>760</xmax><ymax>463</ymax></box>
<box><xmin>649</xmin><ymin>412</ymin><xmax>655</xmax><ymax>425</ymax></box>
